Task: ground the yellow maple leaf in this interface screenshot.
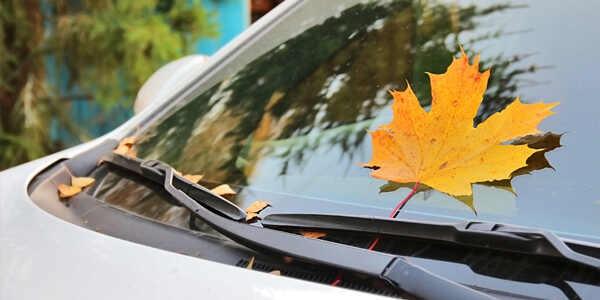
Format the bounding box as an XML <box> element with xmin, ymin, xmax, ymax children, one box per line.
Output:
<box><xmin>364</xmin><ymin>52</ymin><xmax>558</xmax><ymax>196</ymax></box>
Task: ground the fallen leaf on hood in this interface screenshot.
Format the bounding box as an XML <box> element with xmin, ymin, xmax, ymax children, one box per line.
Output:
<box><xmin>245</xmin><ymin>200</ymin><xmax>270</xmax><ymax>222</ymax></box>
<box><xmin>364</xmin><ymin>51</ymin><xmax>558</xmax><ymax>196</ymax></box>
<box><xmin>270</xmin><ymin>270</ymin><xmax>281</xmax><ymax>276</ymax></box>
<box><xmin>246</xmin><ymin>256</ymin><xmax>255</xmax><ymax>269</ymax></box>
<box><xmin>113</xmin><ymin>144</ymin><xmax>129</xmax><ymax>155</ymax></box>
<box><xmin>121</xmin><ymin>136</ymin><xmax>136</xmax><ymax>146</ymax></box>
<box><xmin>246</xmin><ymin>200</ymin><xmax>270</xmax><ymax>213</ymax></box>
<box><xmin>246</xmin><ymin>212</ymin><xmax>259</xmax><ymax>222</ymax></box>
<box><xmin>113</xmin><ymin>136</ymin><xmax>138</xmax><ymax>158</ymax></box>
<box><xmin>183</xmin><ymin>174</ymin><xmax>204</xmax><ymax>183</ymax></box>
<box><xmin>125</xmin><ymin>148</ymin><xmax>137</xmax><ymax>158</ymax></box>
<box><xmin>211</xmin><ymin>184</ymin><xmax>236</xmax><ymax>196</ymax></box>
<box><xmin>300</xmin><ymin>231</ymin><xmax>327</xmax><ymax>239</ymax></box>
<box><xmin>58</xmin><ymin>184</ymin><xmax>82</xmax><ymax>198</ymax></box>
<box><xmin>72</xmin><ymin>176</ymin><xmax>95</xmax><ymax>188</ymax></box>
<box><xmin>58</xmin><ymin>176</ymin><xmax>96</xmax><ymax>199</ymax></box>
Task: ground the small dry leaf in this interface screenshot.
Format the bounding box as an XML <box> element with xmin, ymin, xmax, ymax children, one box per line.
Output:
<box><xmin>72</xmin><ymin>176</ymin><xmax>95</xmax><ymax>188</ymax></box>
<box><xmin>125</xmin><ymin>148</ymin><xmax>137</xmax><ymax>158</ymax></box>
<box><xmin>183</xmin><ymin>174</ymin><xmax>204</xmax><ymax>183</ymax></box>
<box><xmin>300</xmin><ymin>231</ymin><xmax>327</xmax><ymax>239</ymax></box>
<box><xmin>113</xmin><ymin>136</ymin><xmax>137</xmax><ymax>158</ymax></box>
<box><xmin>121</xmin><ymin>136</ymin><xmax>136</xmax><ymax>146</ymax></box>
<box><xmin>113</xmin><ymin>144</ymin><xmax>129</xmax><ymax>155</ymax></box>
<box><xmin>244</xmin><ymin>200</ymin><xmax>270</xmax><ymax>222</ymax></box>
<box><xmin>58</xmin><ymin>184</ymin><xmax>82</xmax><ymax>198</ymax></box>
<box><xmin>246</xmin><ymin>256</ymin><xmax>255</xmax><ymax>269</ymax></box>
<box><xmin>246</xmin><ymin>200</ymin><xmax>270</xmax><ymax>213</ymax></box>
<box><xmin>211</xmin><ymin>184</ymin><xmax>236</xmax><ymax>196</ymax></box>
<box><xmin>270</xmin><ymin>270</ymin><xmax>281</xmax><ymax>276</ymax></box>
<box><xmin>245</xmin><ymin>212</ymin><xmax>259</xmax><ymax>222</ymax></box>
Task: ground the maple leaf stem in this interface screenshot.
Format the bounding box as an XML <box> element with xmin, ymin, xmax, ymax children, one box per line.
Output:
<box><xmin>331</xmin><ymin>274</ymin><xmax>343</xmax><ymax>286</ymax></box>
<box><xmin>330</xmin><ymin>182</ymin><xmax>421</xmax><ymax>287</ymax></box>
<box><xmin>390</xmin><ymin>181</ymin><xmax>420</xmax><ymax>218</ymax></box>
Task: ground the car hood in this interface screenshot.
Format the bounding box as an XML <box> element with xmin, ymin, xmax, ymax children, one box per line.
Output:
<box><xmin>0</xmin><ymin>142</ymin><xmax>390</xmax><ymax>300</ymax></box>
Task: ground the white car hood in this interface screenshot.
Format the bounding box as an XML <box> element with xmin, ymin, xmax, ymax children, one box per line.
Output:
<box><xmin>0</xmin><ymin>147</ymin><xmax>391</xmax><ymax>300</ymax></box>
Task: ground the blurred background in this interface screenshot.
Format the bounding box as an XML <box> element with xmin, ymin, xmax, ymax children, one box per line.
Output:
<box><xmin>0</xmin><ymin>0</ymin><xmax>283</xmax><ymax>170</ymax></box>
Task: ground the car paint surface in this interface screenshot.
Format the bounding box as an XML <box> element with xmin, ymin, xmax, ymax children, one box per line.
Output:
<box><xmin>0</xmin><ymin>146</ymin><xmax>388</xmax><ymax>300</ymax></box>
<box><xmin>0</xmin><ymin>1</ymin><xmax>391</xmax><ymax>299</ymax></box>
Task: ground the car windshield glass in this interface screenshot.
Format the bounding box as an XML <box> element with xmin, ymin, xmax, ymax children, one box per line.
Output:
<box><xmin>99</xmin><ymin>0</ymin><xmax>600</xmax><ymax>241</ymax></box>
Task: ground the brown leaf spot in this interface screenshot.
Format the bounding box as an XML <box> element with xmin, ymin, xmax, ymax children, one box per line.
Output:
<box><xmin>438</xmin><ymin>161</ymin><xmax>448</xmax><ymax>170</ymax></box>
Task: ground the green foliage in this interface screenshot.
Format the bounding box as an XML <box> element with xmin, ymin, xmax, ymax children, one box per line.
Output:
<box><xmin>0</xmin><ymin>0</ymin><xmax>216</xmax><ymax>170</ymax></box>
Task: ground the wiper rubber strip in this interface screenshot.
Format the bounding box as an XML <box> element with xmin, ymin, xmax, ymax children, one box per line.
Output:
<box><xmin>261</xmin><ymin>213</ymin><xmax>600</xmax><ymax>271</ymax></box>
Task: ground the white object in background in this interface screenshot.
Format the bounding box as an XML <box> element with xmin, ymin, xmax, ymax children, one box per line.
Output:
<box><xmin>134</xmin><ymin>55</ymin><xmax>209</xmax><ymax>114</ymax></box>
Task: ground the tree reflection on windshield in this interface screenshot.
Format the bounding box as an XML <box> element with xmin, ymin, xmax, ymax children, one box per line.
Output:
<box><xmin>102</xmin><ymin>0</ymin><xmax>556</xmax><ymax>225</ymax></box>
<box><xmin>138</xmin><ymin>1</ymin><xmax>541</xmax><ymax>184</ymax></box>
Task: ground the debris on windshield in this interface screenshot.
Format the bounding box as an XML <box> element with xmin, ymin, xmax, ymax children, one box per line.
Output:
<box><xmin>57</xmin><ymin>176</ymin><xmax>95</xmax><ymax>199</ymax></box>
<box><xmin>72</xmin><ymin>176</ymin><xmax>95</xmax><ymax>188</ymax></box>
<box><xmin>211</xmin><ymin>184</ymin><xmax>236</xmax><ymax>196</ymax></box>
<box><xmin>113</xmin><ymin>136</ymin><xmax>137</xmax><ymax>158</ymax></box>
<box><xmin>363</xmin><ymin>51</ymin><xmax>558</xmax><ymax>197</ymax></box>
<box><xmin>120</xmin><ymin>136</ymin><xmax>136</xmax><ymax>146</ymax></box>
<box><xmin>246</xmin><ymin>256</ymin><xmax>255</xmax><ymax>269</ymax></box>
<box><xmin>58</xmin><ymin>184</ymin><xmax>81</xmax><ymax>198</ymax></box>
<box><xmin>182</xmin><ymin>174</ymin><xmax>204</xmax><ymax>183</ymax></box>
<box><xmin>300</xmin><ymin>231</ymin><xmax>327</xmax><ymax>239</ymax></box>
<box><xmin>245</xmin><ymin>200</ymin><xmax>270</xmax><ymax>221</ymax></box>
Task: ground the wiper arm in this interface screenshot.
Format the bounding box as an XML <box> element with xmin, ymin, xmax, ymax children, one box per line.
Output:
<box><xmin>100</xmin><ymin>154</ymin><xmax>493</xmax><ymax>300</ymax></box>
<box><xmin>102</xmin><ymin>153</ymin><xmax>247</xmax><ymax>221</ymax></box>
<box><xmin>261</xmin><ymin>213</ymin><xmax>600</xmax><ymax>271</ymax></box>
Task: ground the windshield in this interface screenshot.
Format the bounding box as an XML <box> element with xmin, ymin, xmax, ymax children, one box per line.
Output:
<box><xmin>99</xmin><ymin>0</ymin><xmax>600</xmax><ymax>240</ymax></box>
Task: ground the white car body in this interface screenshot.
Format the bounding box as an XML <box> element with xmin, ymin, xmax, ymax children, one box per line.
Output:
<box><xmin>0</xmin><ymin>1</ymin><xmax>389</xmax><ymax>299</ymax></box>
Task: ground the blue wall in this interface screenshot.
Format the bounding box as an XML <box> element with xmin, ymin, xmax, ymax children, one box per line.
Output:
<box><xmin>197</xmin><ymin>0</ymin><xmax>250</xmax><ymax>54</ymax></box>
<box><xmin>53</xmin><ymin>0</ymin><xmax>249</xmax><ymax>145</ymax></box>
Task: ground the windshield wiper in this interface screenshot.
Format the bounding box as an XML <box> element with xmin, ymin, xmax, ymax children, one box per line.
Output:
<box><xmin>260</xmin><ymin>213</ymin><xmax>600</xmax><ymax>271</ymax></box>
<box><xmin>100</xmin><ymin>153</ymin><xmax>493</xmax><ymax>300</ymax></box>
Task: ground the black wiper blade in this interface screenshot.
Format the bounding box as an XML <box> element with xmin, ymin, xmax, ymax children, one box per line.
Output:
<box><xmin>100</xmin><ymin>154</ymin><xmax>494</xmax><ymax>300</ymax></box>
<box><xmin>261</xmin><ymin>213</ymin><xmax>600</xmax><ymax>271</ymax></box>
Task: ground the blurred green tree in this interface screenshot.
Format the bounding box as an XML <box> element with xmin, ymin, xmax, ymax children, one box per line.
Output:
<box><xmin>0</xmin><ymin>0</ymin><xmax>215</xmax><ymax>169</ymax></box>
